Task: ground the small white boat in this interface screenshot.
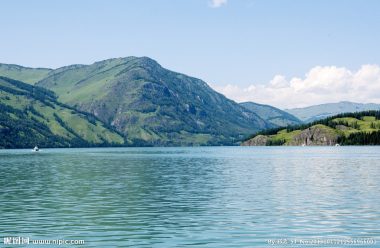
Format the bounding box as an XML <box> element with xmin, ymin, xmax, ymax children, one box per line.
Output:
<box><xmin>32</xmin><ymin>146</ymin><xmax>40</xmax><ymax>152</ymax></box>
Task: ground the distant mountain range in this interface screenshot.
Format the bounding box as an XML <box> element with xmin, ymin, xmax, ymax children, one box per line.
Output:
<box><xmin>240</xmin><ymin>102</ymin><xmax>302</xmax><ymax>127</ymax></box>
<box><xmin>285</xmin><ymin>101</ymin><xmax>380</xmax><ymax>123</ymax></box>
<box><xmin>0</xmin><ymin>57</ymin><xmax>279</xmax><ymax>146</ymax></box>
<box><xmin>2</xmin><ymin>57</ymin><xmax>380</xmax><ymax>147</ymax></box>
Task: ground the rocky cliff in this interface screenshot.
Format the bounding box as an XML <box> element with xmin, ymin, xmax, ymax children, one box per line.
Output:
<box><xmin>241</xmin><ymin>135</ymin><xmax>269</xmax><ymax>146</ymax></box>
<box><xmin>286</xmin><ymin>125</ymin><xmax>339</xmax><ymax>146</ymax></box>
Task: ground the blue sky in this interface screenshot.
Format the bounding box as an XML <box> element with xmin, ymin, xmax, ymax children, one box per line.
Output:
<box><xmin>1</xmin><ymin>0</ymin><xmax>380</xmax><ymax>107</ymax></box>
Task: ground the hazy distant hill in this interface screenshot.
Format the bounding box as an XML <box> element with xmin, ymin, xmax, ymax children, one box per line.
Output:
<box><xmin>35</xmin><ymin>57</ymin><xmax>272</xmax><ymax>145</ymax></box>
<box><xmin>240</xmin><ymin>102</ymin><xmax>301</xmax><ymax>127</ymax></box>
<box><xmin>0</xmin><ymin>76</ymin><xmax>124</xmax><ymax>148</ymax></box>
<box><xmin>0</xmin><ymin>63</ymin><xmax>52</xmax><ymax>85</ymax></box>
<box><xmin>286</xmin><ymin>101</ymin><xmax>380</xmax><ymax>123</ymax></box>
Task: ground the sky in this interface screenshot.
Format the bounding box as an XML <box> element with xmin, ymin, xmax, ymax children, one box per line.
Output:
<box><xmin>1</xmin><ymin>0</ymin><xmax>379</xmax><ymax>108</ymax></box>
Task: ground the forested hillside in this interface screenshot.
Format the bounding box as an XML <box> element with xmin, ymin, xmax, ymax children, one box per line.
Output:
<box><xmin>0</xmin><ymin>76</ymin><xmax>124</xmax><ymax>148</ymax></box>
<box><xmin>36</xmin><ymin>57</ymin><xmax>272</xmax><ymax>145</ymax></box>
<box><xmin>242</xmin><ymin>111</ymin><xmax>380</xmax><ymax>146</ymax></box>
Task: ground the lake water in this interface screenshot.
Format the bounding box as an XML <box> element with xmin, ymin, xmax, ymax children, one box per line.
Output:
<box><xmin>0</xmin><ymin>147</ymin><xmax>379</xmax><ymax>247</ymax></box>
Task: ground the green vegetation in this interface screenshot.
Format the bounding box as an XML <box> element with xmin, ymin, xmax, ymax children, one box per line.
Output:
<box><xmin>243</xmin><ymin>111</ymin><xmax>380</xmax><ymax>146</ymax></box>
<box><xmin>3</xmin><ymin>57</ymin><xmax>380</xmax><ymax>147</ymax></box>
<box><xmin>338</xmin><ymin>130</ymin><xmax>380</xmax><ymax>145</ymax></box>
<box><xmin>0</xmin><ymin>76</ymin><xmax>124</xmax><ymax>148</ymax></box>
<box><xmin>0</xmin><ymin>64</ymin><xmax>52</xmax><ymax>84</ymax></box>
<box><xmin>1</xmin><ymin>57</ymin><xmax>281</xmax><ymax>147</ymax></box>
<box><xmin>36</xmin><ymin>57</ymin><xmax>273</xmax><ymax>145</ymax></box>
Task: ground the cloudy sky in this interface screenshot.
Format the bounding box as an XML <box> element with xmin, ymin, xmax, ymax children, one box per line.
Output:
<box><xmin>1</xmin><ymin>0</ymin><xmax>379</xmax><ymax>108</ymax></box>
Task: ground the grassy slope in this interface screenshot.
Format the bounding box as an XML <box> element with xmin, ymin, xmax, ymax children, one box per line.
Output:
<box><xmin>0</xmin><ymin>64</ymin><xmax>52</xmax><ymax>84</ymax></box>
<box><xmin>0</xmin><ymin>77</ymin><xmax>124</xmax><ymax>148</ymax></box>
<box><xmin>37</xmin><ymin>57</ymin><xmax>271</xmax><ymax>145</ymax></box>
<box><xmin>245</xmin><ymin>113</ymin><xmax>380</xmax><ymax>145</ymax></box>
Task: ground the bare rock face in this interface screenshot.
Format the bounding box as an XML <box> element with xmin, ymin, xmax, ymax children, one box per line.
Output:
<box><xmin>336</xmin><ymin>125</ymin><xmax>350</xmax><ymax>131</ymax></box>
<box><xmin>241</xmin><ymin>135</ymin><xmax>268</xmax><ymax>146</ymax></box>
<box><xmin>288</xmin><ymin>125</ymin><xmax>338</xmax><ymax>146</ymax></box>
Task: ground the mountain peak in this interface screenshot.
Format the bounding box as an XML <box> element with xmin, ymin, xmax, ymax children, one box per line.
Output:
<box><xmin>90</xmin><ymin>56</ymin><xmax>160</xmax><ymax>67</ymax></box>
<box><xmin>34</xmin><ymin>57</ymin><xmax>271</xmax><ymax>145</ymax></box>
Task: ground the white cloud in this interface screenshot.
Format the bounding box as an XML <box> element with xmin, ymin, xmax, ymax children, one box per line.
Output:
<box><xmin>211</xmin><ymin>65</ymin><xmax>380</xmax><ymax>109</ymax></box>
<box><xmin>209</xmin><ymin>0</ymin><xmax>227</xmax><ymax>8</ymax></box>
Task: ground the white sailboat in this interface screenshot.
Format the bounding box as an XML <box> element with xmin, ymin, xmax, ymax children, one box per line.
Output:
<box><xmin>32</xmin><ymin>146</ymin><xmax>40</xmax><ymax>152</ymax></box>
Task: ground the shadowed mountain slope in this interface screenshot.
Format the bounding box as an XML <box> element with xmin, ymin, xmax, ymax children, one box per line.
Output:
<box><xmin>240</xmin><ymin>102</ymin><xmax>302</xmax><ymax>127</ymax></box>
<box><xmin>0</xmin><ymin>76</ymin><xmax>124</xmax><ymax>148</ymax></box>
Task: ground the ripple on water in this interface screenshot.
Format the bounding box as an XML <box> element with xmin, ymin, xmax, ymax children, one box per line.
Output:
<box><xmin>0</xmin><ymin>147</ymin><xmax>379</xmax><ymax>247</ymax></box>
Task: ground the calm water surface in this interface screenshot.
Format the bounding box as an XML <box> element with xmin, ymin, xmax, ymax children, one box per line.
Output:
<box><xmin>0</xmin><ymin>147</ymin><xmax>379</xmax><ymax>247</ymax></box>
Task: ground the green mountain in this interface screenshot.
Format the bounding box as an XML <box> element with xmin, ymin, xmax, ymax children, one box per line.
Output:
<box><xmin>240</xmin><ymin>102</ymin><xmax>302</xmax><ymax>127</ymax></box>
<box><xmin>36</xmin><ymin>57</ymin><xmax>272</xmax><ymax>145</ymax></box>
<box><xmin>0</xmin><ymin>63</ymin><xmax>52</xmax><ymax>85</ymax></box>
<box><xmin>285</xmin><ymin>101</ymin><xmax>380</xmax><ymax>123</ymax></box>
<box><xmin>242</xmin><ymin>111</ymin><xmax>380</xmax><ymax>146</ymax></box>
<box><xmin>0</xmin><ymin>76</ymin><xmax>124</xmax><ymax>148</ymax></box>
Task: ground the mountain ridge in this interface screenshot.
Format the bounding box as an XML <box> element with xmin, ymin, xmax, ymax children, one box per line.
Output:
<box><xmin>285</xmin><ymin>101</ymin><xmax>380</xmax><ymax>123</ymax></box>
<box><xmin>34</xmin><ymin>56</ymin><xmax>273</xmax><ymax>145</ymax></box>
<box><xmin>3</xmin><ymin>58</ymin><xmax>380</xmax><ymax>146</ymax></box>
<box><xmin>240</xmin><ymin>102</ymin><xmax>302</xmax><ymax>127</ymax></box>
<box><xmin>0</xmin><ymin>63</ymin><xmax>52</xmax><ymax>84</ymax></box>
